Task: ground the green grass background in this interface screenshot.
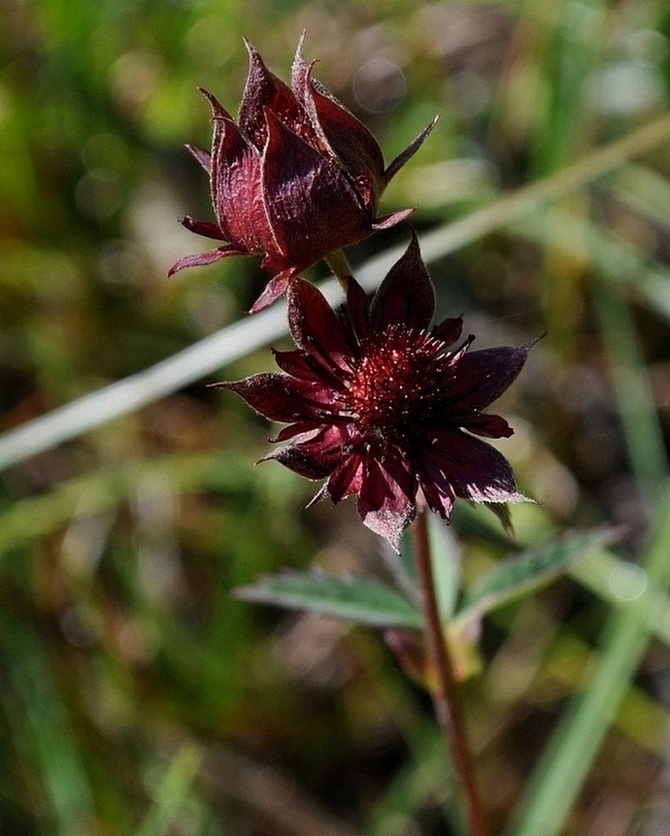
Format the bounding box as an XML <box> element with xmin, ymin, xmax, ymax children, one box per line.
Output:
<box><xmin>2</xmin><ymin>0</ymin><xmax>670</xmax><ymax>833</ymax></box>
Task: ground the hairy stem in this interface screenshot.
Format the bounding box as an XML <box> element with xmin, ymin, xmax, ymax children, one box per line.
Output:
<box><xmin>325</xmin><ymin>249</ymin><xmax>354</xmax><ymax>292</ymax></box>
<box><xmin>412</xmin><ymin>507</ymin><xmax>489</xmax><ymax>836</ymax></box>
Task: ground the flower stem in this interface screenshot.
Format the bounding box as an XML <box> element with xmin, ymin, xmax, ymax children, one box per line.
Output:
<box><xmin>412</xmin><ymin>507</ymin><xmax>489</xmax><ymax>836</ymax></box>
<box><xmin>325</xmin><ymin>249</ymin><xmax>353</xmax><ymax>292</ymax></box>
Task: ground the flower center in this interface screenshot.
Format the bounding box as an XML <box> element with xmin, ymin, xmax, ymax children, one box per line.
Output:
<box><xmin>345</xmin><ymin>327</ymin><xmax>449</xmax><ymax>438</ymax></box>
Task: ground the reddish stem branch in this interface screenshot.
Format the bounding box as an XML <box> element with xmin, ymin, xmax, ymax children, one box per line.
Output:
<box><xmin>412</xmin><ymin>507</ymin><xmax>489</xmax><ymax>836</ymax></box>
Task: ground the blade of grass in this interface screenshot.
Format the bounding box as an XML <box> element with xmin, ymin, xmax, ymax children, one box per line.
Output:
<box><xmin>592</xmin><ymin>278</ymin><xmax>670</xmax><ymax>498</ymax></box>
<box><xmin>508</xmin><ymin>278</ymin><xmax>670</xmax><ymax>834</ymax></box>
<box><xmin>0</xmin><ymin>612</ymin><xmax>95</xmax><ymax>836</ymax></box>
<box><xmin>135</xmin><ymin>744</ymin><xmax>204</xmax><ymax>836</ymax></box>
<box><xmin>2</xmin><ymin>114</ymin><xmax>670</xmax><ymax>472</ymax></box>
<box><xmin>507</xmin><ymin>487</ymin><xmax>670</xmax><ymax>836</ymax></box>
<box><xmin>569</xmin><ymin>548</ymin><xmax>670</xmax><ymax>646</ymax></box>
<box><xmin>415</xmin><ymin>112</ymin><xmax>670</xmax><ymax>271</ymax></box>
<box><xmin>0</xmin><ymin>453</ymin><xmax>253</xmax><ymax>558</ymax></box>
<box><xmin>512</xmin><ymin>201</ymin><xmax>670</xmax><ymax>324</ymax></box>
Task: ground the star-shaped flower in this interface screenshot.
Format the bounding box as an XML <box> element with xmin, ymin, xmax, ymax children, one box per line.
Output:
<box><xmin>222</xmin><ymin>234</ymin><xmax>532</xmax><ymax>549</ymax></box>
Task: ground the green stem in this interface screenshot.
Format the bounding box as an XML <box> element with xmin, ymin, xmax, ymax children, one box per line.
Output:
<box><xmin>325</xmin><ymin>249</ymin><xmax>354</xmax><ymax>292</ymax></box>
<box><xmin>412</xmin><ymin>507</ymin><xmax>489</xmax><ymax>836</ymax></box>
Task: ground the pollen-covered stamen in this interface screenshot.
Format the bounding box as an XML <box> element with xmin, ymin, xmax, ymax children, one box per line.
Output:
<box><xmin>344</xmin><ymin>326</ymin><xmax>453</xmax><ymax>435</ymax></box>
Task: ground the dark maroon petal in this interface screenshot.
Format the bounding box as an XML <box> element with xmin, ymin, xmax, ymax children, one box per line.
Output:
<box><xmin>223</xmin><ymin>373</ymin><xmax>333</xmax><ymax>422</ymax></box>
<box><xmin>432</xmin><ymin>316</ymin><xmax>463</xmax><ymax>347</ymax></box>
<box><xmin>261</xmin><ymin>110</ymin><xmax>370</xmax><ymax>267</ymax></box>
<box><xmin>463</xmin><ymin>413</ymin><xmax>514</xmax><ymax>439</ymax></box>
<box><xmin>418</xmin><ymin>462</ymin><xmax>456</xmax><ymax>519</ymax></box>
<box><xmin>326</xmin><ymin>451</ymin><xmax>364</xmax><ymax>503</ymax></box>
<box><xmin>357</xmin><ymin>445</ymin><xmax>417</xmax><ymax>551</ymax></box>
<box><xmin>267</xmin><ymin>445</ymin><xmax>337</xmax><ymax>480</ymax></box>
<box><xmin>186</xmin><ymin>144</ymin><xmax>212</xmax><ymax>173</ymax></box>
<box><xmin>383</xmin><ymin>116</ymin><xmax>439</xmax><ymax>185</ymax></box>
<box><xmin>205</xmin><ymin>92</ymin><xmax>276</xmax><ymax>254</ymax></box>
<box><xmin>287</xmin><ymin>279</ymin><xmax>353</xmax><ymax>371</ymax></box>
<box><xmin>198</xmin><ymin>86</ymin><xmax>233</xmax><ymax>120</ymax></box>
<box><xmin>180</xmin><ymin>216</ymin><xmax>227</xmax><ymax>240</ymax></box>
<box><xmin>442</xmin><ymin>343</ymin><xmax>532</xmax><ymax>413</ymax></box>
<box><xmin>344</xmin><ymin>277</ymin><xmax>371</xmax><ymax>342</ymax></box>
<box><xmin>371</xmin><ymin>207</ymin><xmax>417</xmax><ymax>230</ymax></box>
<box><xmin>238</xmin><ymin>39</ymin><xmax>304</xmax><ymax>150</ymax></box>
<box><xmin>267</xmin><ymin>424</ymin><xmax>351</xmax><ymax>479</ymax></box>
<box><xmin>210</xmin><ymin>122</ymin><xmax>268</xmax><ymax>250</ymax></box>
<box><xmin>167</xmin><ymin>245</ymin><xmax>245</xmax><ymax>277</ymax></box>
<box><xmin>249</xmin><ymin>271</ymin><xmax>295</xmax><ymax>313</ymax></box>
<box><xmin>272</xmin><ymin>348</ymin><xmax>322</xmax><ymax>381</ymax></box>
<box><xmin>421</xmin><ymin>427</ymin><xmax>525</xmax><ymax>505</ymax></box>
<box><xmin>292</xmin><ymin>36</ymin><xmax>385</xmax><ymax>191</ymax></box>
<box><xmin>445</xmin><ymin>335</ymin><xmax>475</xmax><ymax>368</ymax></box>
<box><xmin>273</xmin><ymin>421</ymin><xmax>320</xmax><ymax>443</ymax></box>
<box><xmin>370</xmin><ymin>231</ymin><xmax>435</xmax><ymax>333</ymax></box>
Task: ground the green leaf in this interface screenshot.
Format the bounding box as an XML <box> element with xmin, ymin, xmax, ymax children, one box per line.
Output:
<box><xmin>136</xmin><ymin>745</ymin><xmax>204</xmax><ymax>836</ymax></box>
<box><xmin>456</xmin><ymin>529</ymin><xmax>615</xmax><ymax>625</ymax></box>
<box><xmin>428</xmin><ymin>513</ymin><xmax>462</xmax><ymax>621</ymax></box>
<box><xmin>236</xmin><ymin>571</ymin><xmax>424</xmax><ymax>630</ymax></box>
<box><xmin>450</xmin><ymin>501</ymin><xmax>515</xmax><ymax>550</ymax></box>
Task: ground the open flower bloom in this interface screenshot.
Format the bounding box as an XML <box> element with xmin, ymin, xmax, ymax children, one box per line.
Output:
<box><xmin>169</xmin><ymin>34</ymin><xmax>437</xmax><ymax>312</ymax></box>
<box><xmin>223</xmin><ymin>234</ymin><xmax>531</xmax><ymax>550</ymax></box>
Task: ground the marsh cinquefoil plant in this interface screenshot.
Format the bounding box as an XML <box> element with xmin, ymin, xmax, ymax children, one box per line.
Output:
<box><xmin>223</xmin><ymin>232</ymin><xmax>531</xmax><ymax>552</ymax></box>
<box><xmin>169</xmin><ymin>33</ymin><xmax>437</xmax><ymax>312</ymax></box>
<box><xmin>171</xmin><ymin>35</ymin><xmax>598</xmax><ymax>836</ymax></box>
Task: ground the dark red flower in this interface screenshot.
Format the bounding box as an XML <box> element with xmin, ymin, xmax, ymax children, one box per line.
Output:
<box><xmin>223</xmin><ymin>234</ymin><xmax>531</xmax><ymax>550</ymax></box>
<box><xmin>169</xmin><ymin>34</ymin><xmax>437</xmax><ymax>312</ymax></box>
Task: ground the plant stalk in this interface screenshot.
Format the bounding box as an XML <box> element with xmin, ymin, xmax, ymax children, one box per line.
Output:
<box><xmin>412</xmin><ymin>507</ymin><xmax>489</xmax><ymax>836</ymax></box>
<box><xmin>325</xmin><ymin>249</ymin><xmax>354</xmax><ymax>291</ymax></box>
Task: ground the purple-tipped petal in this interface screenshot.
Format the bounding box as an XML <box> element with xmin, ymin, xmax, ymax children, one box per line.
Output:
<box><xmin>186</xmin><ymin>144</ymin><xmax>211</xmax><ymax>173</ymax></box>
<box><xmin>268</xmin><ymin>424</ymin><xmax>350</xmax><ymax>479</ymax></box>
<box><xmin>248</xmin><ymin>271</ymin><xmax>294</xmax><ymax>313</ymax></box>
<box><xmin>223</xmin><ymin>374</ymin><xmax>302</xmax><ymax>421</ymax></box>
<box><xmin>292</xmin><ymin>37</ymin><xmax>385</xmax><ymax>189</ymax></box>
<box><xmin>273</xmin><ymin>420</ymin><xmax>321</xmax><ymax>443</ymax></box>
<box><xmin>268</xmin><ymin>445</ymin><xmax>337</xmax><ymax>480</ymax></box>
<box><xmin>261</xmin><ymin>110</ymin><xmax>369</xmax><ymax>266</ymax></box>
<box><xmin>326</xmin><ymin>450</ymin><xmax>364</xmax><ymax>503</ymax></box>
<box><xmin>167</xmin><ymin>245</ymin><xmax>244</xmax><ymax>277</ymax></box>
<box><xmin>272</xmin><ymin>348</ymin><xmax>322</xmax><ymax>382</ymax></box>
<box><xmin>223</xmin><ymin>373</ymin><xmax>334</xmax><ymax>422</ymax></box>
<box><xmin>180</xmin><ymin>216</ymin><xmax>227</xmax><ymax>240</ymax></box>
<box><xmin>432</xmin><ymin>316</ymin><xmax>464</xmax><ymax>347</ymax></box>
<box><xmin>358</xmin><ymin>447</ymin><xmax>417</xmax><ymax>551</ymax></box>
<box><xmin>423</xmin><ymin>428</ymin><xmax>526</xmax><ymax>505</ymax></box>
<box><xmin>419</xmin><ymin>465</ymin><xmax>456</xmax><ymax>520</ymax></box>
<box><xmin>209</xmin><ymin>111</ymin><xmax>270</xmax><ymax>252</ymax></box>
<box><xmin>198</xmin><ymin>87</ymin><xmax>233</xmax><ymax>121</ymax></box>
<box><xmin>239</xmin><ymin>39</ymin><xmax>304</xmax><ymax>150</ymax></box>
<box><xmin>383</xmin><ymin>115</ymin><xmax>440</xmax><ymax>185</ymax></box>
<box><xmin>370</xmin><ymin>231</ymin><xmax>435</xmax><ymax>332</ymax></box>
<box><xmin>343</xmin><ymin>277</ymin><xmax>371</xmax><ymax>343</ymax></box>
<box><xmin>287</xmin><ymin>279</ymin><xmax>352</xmax><ymax>371</ymax></box>
<box><xmin>464</xmin><ymin>413</ymin><xmax>514</xmax><ymax>439</ymax></box>
<box><xmin>443</xmin><ymin>343</ymin><xmax>532</xmax><ymax>413</ymax></box>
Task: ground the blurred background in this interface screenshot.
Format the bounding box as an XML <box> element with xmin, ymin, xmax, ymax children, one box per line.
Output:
<box><xmin>2</xmin><ymin>0</ymin><xmax>670</xmax><ymax>834</ymax></box>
